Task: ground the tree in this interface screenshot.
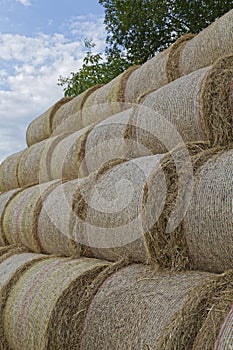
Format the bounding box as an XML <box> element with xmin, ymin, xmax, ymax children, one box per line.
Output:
<box><xmin>58</xmin><ymin>39</ymin><xmax>130</xmax><ymax>96</ymax></box>
<box><xmin>99</xmin><ymin>0</ymin><xmax>233</xmax><ymax>63</ymax></box>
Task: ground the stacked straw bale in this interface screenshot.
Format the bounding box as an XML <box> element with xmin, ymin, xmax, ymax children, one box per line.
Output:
<box><xmin>0</xmin><ymin>189</ymin><xmax>22</xmax><ymax>246</ymax></box>
<box><xmin>3</xmin><ymin>54</ymin><xmax>231</xmax><ymax>194</ymax></box>
<box><xmin>26</xmin><ymin>96</ymin><xmax>73</xmax><ymax>146</ymax></box>
<box><xmin>51</xmin><ymin>85</ymin><xmax>103</xmax><ymax>133</ymax></box>
<box><xmin>80</xmin><ymin>264</ymin><xmax>233</xmax><ymax>350</ymax></box>
<box><xmin>0</xmin><ymin>245</ymin><xmax>46</xmax><ymax>349</ymax></box>
<box><xmin>72</xmin><ymin>155</ymin><xmax>165</xmax><ymax>262</ymax></box>
<box><xmin>80</xmin><ymin>65</ymin><xmax>139</xmax><ymax>124</ymax></box>
<box><xmin>72</xmin><ymin>144</ymin><xmax>233</xmax><ymax>272</ymax></box>
<box><xmin>26</xmin><ymin>65</ymin><xmax>138</xmax><ymax>147</ymax></box>
<box><xmin>1</xmin><ymin>180</ymin><xmax>80</xmax><ymax>256</ymax></box>
<box><xmin>125</xmin><ymin>9</ymin><xmax>233</xmax><ymax>103</ymax></box>
<box><xmin>1</xmin><ymin>254</ymin><xmax>129</xmax><ymax>350</ymax></box>
<box><xmin>0</xmin><ymin>150</ymin><xmax>24</xmax><ymax>192</ymax></box>
<box><xmin>125</xmin><ymin>55</ymin><xmax>233</xmax><ymax>156</ymax></box>
<box><xmin>179</xmin><ymin>9</ymin><xmax>233</xmax><ymax>76</ymax></box>
<box><xmin>143</xmin><ymin>144</ymin><xmax>233</xmax><ymax>272</ymax></box>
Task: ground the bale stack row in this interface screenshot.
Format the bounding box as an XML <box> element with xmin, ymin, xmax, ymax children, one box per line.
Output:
<box><xmin>1</xmin><ymin>53</ymin><xmax>233</xmax><ymax>193</ymax></box>
<box><xmin>0</xmin><ymin>8</ymin><xmax>233</xmax><ymax>350</ymax></box>
<box><xmin>0</xmin><ymin>246</ymin><xmax>232</xmax><ymax>349</ymax></box>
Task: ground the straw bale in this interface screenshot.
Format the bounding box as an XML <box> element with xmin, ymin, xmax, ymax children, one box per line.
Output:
<box><xmin>73</xmin><ymin>155</ymin><xmax>166</xmax><ymax>262</ymax></box>
<box><xmin>124</xmin><ymin>34</ymin><xmax>194</xmax><ymax>104</ymax></box>
<box><xmin>80</xmin><ymin>265</ymin><xmax>211</xmax><ymax>349</ymax></box>
<box><xmin>2</xmin><ymin>180</ymin><xmax>63</xmax><ymax>253</ymax></box>
<box><xmin>17</xmin><ymin>140</ymin><xmax>47</xmax><ymax>188</ymax></box>
<box><xmin>142</xmin><ymin>143</ymin><xmax>233</xmax><ymax>273</ymax></box>
<box><xmin>26</xmin><ymin>97</ymin><xmax>73</xmax><ymax>146</ymax></box>
<box><xmin>37</xmin><ymin>179</ymin><xmax>82</xmax><ymax>256</ymax></box>
<box><xmin>125</xmin><ymin>55</ymin><xmax>233</xmax><ymax>156</ymax></box>
<box><xmin>183</xmin><ymin>148</ymin><xmax>233</xmax><ymax>272</ymax></box>
<box><xmin>157</xmin><ymin>270</ymin><xmax>233</xmax><ymax>350</ymax></box>
<box><xmin>48</xmin><ymin>126</ymin><xmax>92</xmax><ymax>181</ymax></box>
<box><xmin>81</xmin><ymin>65</ymin><xmax>139</xmax><ymax>126</ymax></box>
<box><xmin>0</xmin><ymin>189</ymin><xmax>23</xmax><ymax>246</ymax></box>
<box><xmin>84</xmin><ymin>110</ymin><xmax>132</xmax><ymax>175</ymax></box>
<box><xmin>0</xmin><ymin>150</ymin><xmax>24</xmax><ymax>193</ymax></box>
<box><xmin>18</xmin><ymin>132</ymin><xmax>70</xmax><ymax>188</ymax></box>
<box><xmin>52</xmin><ymin>84</ymin><xmax>103</xmax><ymax>132</ymax></box>
<box><xmin>180</xmin><ymin>9</ymin><xmax>233</xmax><ymax>75</ymax></box>
<box><xmin>3</xmin><ymin>257</ymin><xmax>111</xmax><ymax>350</ymax></box>
<box><xmin>0</xmin><ymin>250</ymin><xmax>48</xmax><ymax>350</ymax></box>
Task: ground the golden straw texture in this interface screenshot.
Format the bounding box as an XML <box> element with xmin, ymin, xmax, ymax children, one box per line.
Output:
<box><xmin>80</xmin><ymin>265</ymin><xmax>210</xmax><ymax>349</ymax></box>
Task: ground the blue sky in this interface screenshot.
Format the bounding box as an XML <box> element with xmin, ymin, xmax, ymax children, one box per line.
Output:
<box><xmin>0</xmin><ymin>0</ymin><xmax>106</xmax><ymax>162</ymax></box>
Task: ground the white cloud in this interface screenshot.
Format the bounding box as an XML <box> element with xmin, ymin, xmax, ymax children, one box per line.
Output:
<box><xmin>0</xmin><ymin>15</ymin><xmax>106</xmax><ymax>162</ymax></box>
<box><xmin>16</xmin><ymin>0</ymin><xmax>31</xmax><ymax>6</ymax></box>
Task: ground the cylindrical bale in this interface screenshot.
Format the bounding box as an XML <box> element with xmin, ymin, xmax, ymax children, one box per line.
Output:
<box><xmin>0</xmin><ymin>250</ymin><xmax>48</xmax><ymax>349</ymax></box>
<box><xmin>81</xmin><ymin>65</ymin><xmax>139</xmax><ymax>126</ymax></box>
<box><xmin>0</xmin><ymin>150</ymin><xmax>24</xmax><ymax>193</ymax></box>
<box><xmin>183</xmin><ymin>148</ymin><xmax>233</xmax><ymax>272</ymax></box>
<box><xmin>2</xmin><ymin>180</ymin><xmax>80</xmax><ymax>256</ymax></box>
<box><xmin>0</xmin><ymin>189</ymin><xmax>23</xmax><ymax>246</ymax></box>
<box><xmin>3</xmin><ymin>256</ymin><xmax>111</xmax><ymax>350</ymax></box>
<box><xmin>48</xmin><ymin>126</ymin><xmax>92</xmax><ymax>181</ymax></box>
<box><xmin>80</xmin><ymin>265</ymin><xmax>213</xmax><ymax>349</ymax></box>
<box><xmin>73</xmin><ymin>155</ymin><xmax>166</xmax><ymax>262</ymax></box>
<box><xmin>180</xmin><ymin>9</ymin><xmax>233</xmax><ymax>76</ymax></box>
<box><xmin>26</xmin><ymin>97</ymin><xmax>73</xmax><ymax>147</ymax></box>
<box><xmin>37</xmin><ymin>179</ymin><xmax>83</xmax><ymax>256</ymax></box>
<box><xmin>157</xmin><ymin>270</ymin><xmax>233</xmax><ymax>350</ymax></box>
<box><xmin>124</xmin><ymin>34</ymin><xmax>195</xmax><ymax>104</ymax></box>
<box><xmin>84</xmin><ymin>109</ymin><xmax>133</xmax><ymax>175</ymax></box>
<box><xmin>125</xmin><ymin>55</ymin><xmax>233</xmax><ymax>156</ymax></box>
<box><xmin>142</xmin><ymin>144</ymin><xmax>233</xmax><ymax>273</ymax></box>
<box><xmin>18</xmin><ymin>132</ymin><xmax>70</xmax><ymax>188</ymax></box>
<box><xmin>52</xmin><ymin>85</ymin><xmax>103</xmax><ymax>133</ymax></box>
<box><xmin>125</xmin><ymin>55</ymin><xmax>233</xmax><ymax>154</ymax></box>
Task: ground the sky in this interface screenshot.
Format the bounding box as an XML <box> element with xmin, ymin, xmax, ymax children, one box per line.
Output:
<box><xmin>0</xmin><ymin>0</ymin><xmax>106</xmax><ymax>162</ymax></box>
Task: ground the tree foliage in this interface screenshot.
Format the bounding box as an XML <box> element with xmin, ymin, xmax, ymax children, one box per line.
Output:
<box><xmin>58</xmin><ymin>39</ymin><xmax>130</xmax><ymax>96</ymax></box>
<box><xmin>99</xmin><ymin>0</ymin><xmax>233</xmax><ymax>63</ymax></box>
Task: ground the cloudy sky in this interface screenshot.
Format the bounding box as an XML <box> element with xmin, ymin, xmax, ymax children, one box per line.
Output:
<box><xmin>0</xmin><ymin>0</ymin><xmax>106</xmax><ymax>162</ymax></box>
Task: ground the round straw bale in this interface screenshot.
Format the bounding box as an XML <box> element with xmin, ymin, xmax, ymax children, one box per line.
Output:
<box><xmin>180</xmin><ymin>9</ymin><xmax>233</xmax><ymax>76</ymax></box>
<box><xmin>3</xmin><ymin>256</ymin><xmax>111</xmax><ymax>350</ymax></box>
<box><xmin>26</xmin><ymin>97</ymin><xmax>73</xmax><ymax>147</ymax></box>
<box><xmin>0</xmin><ymin>150</ymin><xmax>24</xmax><ymax>193</ymax></box>
<box><xmin>38</xmin><ymin>132</ymin><xmax>72</xmax><ymax>183</ymax></box>
<box><xmin>48</xmin><ymin>125</ymin><xmax>92</xmax><ymax>181</ymax></box>
<box><xmin>18</xmin><ymin>133</ymin><xmax>70</xmax><ymax>188</ymax></box>
<box><xmin>52</xmin><ymin>84</ymin><xmax>103</xmax><ymax>133</ymax></box>
<box><xmin>0</xmin><ymin>251</ymin><xmax>50</xmax><ymax>349</ymax></box>
<box><xmin>17</xmin><ymin>140</ymin><xmax>47</xmax><ymax>188</ymax></box>
<box><xmin>2</xmin><ymin>180</ymin><xmax>64</xmax><ymax>253</ymax></box>
<box><xmin>183</xmin><ymin>148</ymin><xmax>233</xmax><ymax>272</ymax></box>
<box><xmin>80</xmin><ymin>265</ymin><xmax>212</xmax><ymax>349</ymax></box>
<box><xmin>37</xmin><ymin>179</ymin><xmax>82</xmax><ymax>256</ymax></box>
<box><xmin>142</xmin><ymin>143</ymin><xmax>232</xmax><ymax>272</ymax></box>
<box><xmin>81</xmin><ymin>65</ymin><xmax>139</xmax><ymax>126</ymax></box>
<box><xmin>72</xmin><ymin>155</ymin><xmax>166</xmax><ymax>262</ymax></box>
<box><xmin>157</xmin><ymin>270</ymin><xmax>233</xmax><ymax>350</ymax></box>
<box><xmin>124</xmin><ymin>34</ymin><xmax>194</xmax><ymax>104</ymax></box>
<box><xmin>84</xmin><ymin>109</ymin><xmax>133</xmax><ymax>175</ymax></box>
<box><xmin>0</xmin><ymin>189</ymin><xmax>23</xmax><ymax>246</ymax></box>
<box><xmin>125</xmin><ymin>55</ymin><xmax>233</xmax><ymax>156</ymax></box>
